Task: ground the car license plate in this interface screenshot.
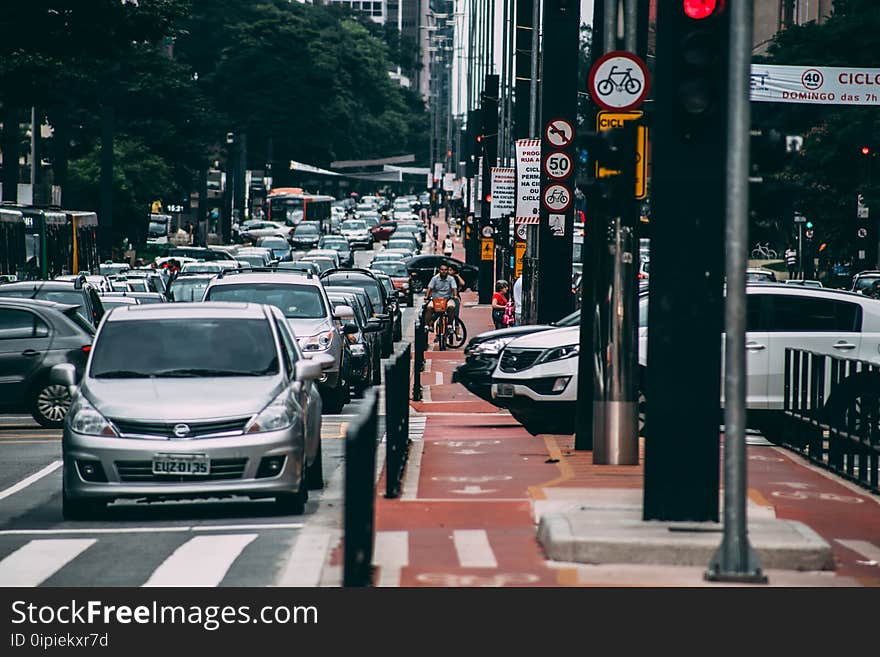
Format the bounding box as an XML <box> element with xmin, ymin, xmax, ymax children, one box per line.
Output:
<box><xmin>152</xmin><ymin>454</ymin><xmax>210</xmax><ymax>476</ymax></box>
<box><xmin>497</xmin><ymin>384</ymin><xmax>515</xmax><ymax>398</ymax></box>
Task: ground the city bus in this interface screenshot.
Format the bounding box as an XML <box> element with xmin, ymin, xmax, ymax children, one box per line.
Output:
<box><xmin>265</xmin><ymin>188</ymin><xmax>334</xmax><ymax>229</ymax></box>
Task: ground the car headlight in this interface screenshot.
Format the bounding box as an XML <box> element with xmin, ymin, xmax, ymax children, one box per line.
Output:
<box><xmin>298</xmin><ymin>330</ymin><xmax>335</xmax><ymax>352</ymax></box>
<box><xmin>470</xmin><ymin>337</ymin><xmax>515</xmax><ymax>356</ymax></box>
<box><xmin>535</xmin><ymin>344</ymin><xmax>580</xmax><ymax>364</ymax></box>
<box><xmin>68</xmin><ymin>395</ymin><xmax>118</xmax><ymax>437</ymax></box>
<box><xmin>246</xmin><ymin>389</ymin><xmax>297</xmax><ymax>434</ymax></box>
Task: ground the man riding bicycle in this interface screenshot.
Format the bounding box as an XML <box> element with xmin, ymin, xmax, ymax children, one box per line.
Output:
<box><xmin>423</xmin><ymin>263</ymin><xmax>458</xmax><ymax>332</ymax></box>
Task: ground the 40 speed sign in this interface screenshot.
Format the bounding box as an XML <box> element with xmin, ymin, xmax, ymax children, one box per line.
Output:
<box><xmin>544</xmin><ymin>151</ymin><xmax>573</xmax><ymax>180</ymax></box>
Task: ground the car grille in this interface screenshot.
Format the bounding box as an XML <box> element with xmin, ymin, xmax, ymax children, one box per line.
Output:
<box><xmin>110</xmin><ymin>417</ymin><xmax>251</xmax><ymax>440</ymax></box>
<box><xmin>115</xmin><ymin>458</ymin><xmax>248</xmax><ymax>482</ymax></box>
<box><xmin>499</xmin><ymin>348</ymin><xmax>543</xmax><ymax>373</ymax></box>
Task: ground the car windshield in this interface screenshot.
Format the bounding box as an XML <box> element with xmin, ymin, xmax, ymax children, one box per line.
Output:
<box><xmin>236</xmin><ymin>255</ymin><xmax>267</xmax><ymax>267</ymax></box>
<box><xmin>321</xmin><ymin>241</ymin><xmax>348</xmax><ymax>251</ymax></box>
<box><xmin>90</xmin><ymin>318</ymin><xmax>279</xmax><ymax>378</ymax></box>
<box><xmin>205</xmin><ymin>283</ymin><xmax>326</xmax><ymax>319</ymax></box>
<box><xmin>371</xmin><ymin>262</ymin><xmax>408</xmax><ymax>277</ymax></box>
<box><xmin>169</xmin><ymin>279</ymin><xmax>211</xmax><ymax>301</ymax></box>
<box><xmin>295</xmin><ymin>223</ymin><xmax>319</xmax><ymax>235</ymax></box>
<box><xmin>342</xmin><ymin>221</ymin><xmax>366</xmax><ymax>230</ymax></box>
<box><xmin>323</xmin><ymin>276</ymin><xmax>382</xmax><ymax>307</ymax></box>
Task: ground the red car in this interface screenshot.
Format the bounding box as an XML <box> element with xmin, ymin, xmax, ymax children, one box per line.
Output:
<box><xmin>370</xmin><ymin>220</ymin><xmax>397</xmax><ymax>242</ymax></box>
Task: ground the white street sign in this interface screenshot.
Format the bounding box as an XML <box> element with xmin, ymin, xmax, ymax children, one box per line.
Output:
<box><xmin>751</xmin><ymin>64</ymin><xmax>880</xmax><ymax>105</ymax></box>
<box><xmin>544</xmin><ymin>151</ymin><xmax>573</xmax><ymax>180</ymax></box>
<box><xmin>490</xmin><ymin>167</ymin><xmax>516</xmax><ymax>218</ymax></box>
<box><xmin>515</xmin><ymin>139</ymin><xmax>541</xmax><ymax>223</ymax></box>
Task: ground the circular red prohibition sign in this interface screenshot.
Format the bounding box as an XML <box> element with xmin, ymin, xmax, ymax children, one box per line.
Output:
<box><xmin>588</xmin><ymin>50</ymin><xmax>651</xmax><ymax>112</ymax></box>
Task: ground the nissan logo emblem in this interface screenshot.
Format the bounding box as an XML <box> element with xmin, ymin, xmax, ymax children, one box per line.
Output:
<box><xmin>172</xmin><ymin>424</ymin><xmax>191</xmax><ymax>438</ymax></box>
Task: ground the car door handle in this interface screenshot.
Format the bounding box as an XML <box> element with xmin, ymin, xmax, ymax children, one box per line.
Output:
<box><xmin>21</xmin><ymin>349</ymin><xmax>41</xmax><ymax>357</ymax></box>
<box><xmin>833</xmin><ymin>342</ymin><xmax>857</xmax><ymax>350</ymax></box>
<box><xmin>745</xmin><ymin>342</ymin><xmax>766</xmax><ymax>351</ymax></box>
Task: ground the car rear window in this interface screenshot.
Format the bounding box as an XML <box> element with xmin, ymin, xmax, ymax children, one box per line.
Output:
<box><xmin>205</xmin><ymin>283</ymin><xmax>327</xmax><ymax>319</ymax></box>
<box><xmin>322</xmin><ymin>276</ymin><xmax>382</xmax><ymax>307</ymax></box>
<box><xmin>90</xmin><ymin>318</ymin><xmax>278</xmax><ymax>378</ymax></box>
<box><xmin>169</xmin><ymin>279</ymin><xmax>211</xmax><ymax>302</ymax></box>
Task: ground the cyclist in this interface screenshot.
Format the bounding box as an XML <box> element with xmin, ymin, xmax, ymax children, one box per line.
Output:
<box><xmin>423</xmin><ymin>263</ymin><xmax>458</xmax><ymax>334</ymax></box>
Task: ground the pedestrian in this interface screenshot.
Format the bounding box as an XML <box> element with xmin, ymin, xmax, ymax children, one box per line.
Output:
<box><xmin>784</xmin><ymin>245</ymin><xmax>798</xmax><ymax>279</ymax></box>
<box><xmin>492</xmin><ymin>280</ymin><xmax>509</xmax><ymax>330</ymax></box>
<box><xmin>512</xmin><ymin>274</ymin><xmax>523</xmax><ymax>325</ymax></box>
<box><xmin>432</xmin><ymin>223</ymin><xmax>439</xmax><ymax>251</ymax></box>
<box><xmin>442</xmin><ymin>233</ymin><xmax>455</xmax><ymax>257</ymax></box>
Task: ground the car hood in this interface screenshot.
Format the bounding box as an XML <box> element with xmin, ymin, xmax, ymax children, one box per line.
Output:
<box><xmin>471</xmin><ymin>324</ymin><xmax>553</xmax><ymax>344</ymax></box>
<box><xmin>81</xmin><ymin>376</ymin><xmax>282</xmax><ymax>422</ymax></box>
<box><xmin>505</xmin><ymin>325</ymin><xmax>580</xmax><ymax>349</ymax></box>
<box><xmin>285</xmin><ymin>316</ymin><xmax>333</xmax><ymax>338</ymax></box>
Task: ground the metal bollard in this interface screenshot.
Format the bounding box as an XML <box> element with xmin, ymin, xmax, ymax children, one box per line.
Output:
<box><xmin>343</xmin><ymin>389</ymin><xmax>378</xmax><ymax>587</ymax></box>
<box><xmin>412</xmin><ymin>318</ymin><xmax>424</xmax><ymax>401</ymax></box>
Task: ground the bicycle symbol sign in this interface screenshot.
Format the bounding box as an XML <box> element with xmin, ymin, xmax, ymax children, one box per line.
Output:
<box><xmin>543</xmin><ymin>184</ymin><xmax>571</xmax><ymax>212</ymax></box>
<box><xmin>588</xmin><ymin>51</ymin><xmax>650</xmax><ymax>111</ymax></box>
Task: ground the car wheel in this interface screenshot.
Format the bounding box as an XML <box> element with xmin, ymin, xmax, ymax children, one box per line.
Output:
<box><xmin>275</xmin><ymin>482</ymin><xmax>308</xmax><ymax>515</ymax></box>
<box><xmin>62</xmin><ymin>490</ymin><xmax>105</xmax><ymax>521</ymax></box>
<box><xmin>305</xmin><ymin>440</ymin><xmax>324</xmax><ymax>490</ymax></box>
<box><xmin>32</xmin><ymin>381</ymin><xmax>72</xmax><ymax>429</ymax></box>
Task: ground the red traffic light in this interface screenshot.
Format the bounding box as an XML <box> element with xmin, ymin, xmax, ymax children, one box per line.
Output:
<box><xmin>476</xmin><ymin>135</ymin><xmax>482</xmax><ymax>143</ymax></box>
<box><xmin>683</xmin><ymin>0</ymin><xmax>720</xmax><ymax>19</ymax></box>
<box><xmin>861</xmin><ymin>146</ymin><xmax>871</xmax><ymax>155</ymax></box>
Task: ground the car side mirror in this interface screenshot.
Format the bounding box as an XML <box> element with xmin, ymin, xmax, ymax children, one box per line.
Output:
<box><xmin>375</xmin><ymin>313</ymin><xmax>390</xmax><ymax>321</ymax></box>
<box><xmin>50</xmin><ymin>363</ymin><xmax>78</xmax><ymax>389</ymax></box>
<box><xmin>365</xmin><ymin>318</ymin><xmax>383</xmax><ymax>332</ymax></box>
<box><xmin>333</xmin><ymin>304</ymin><xmax>355</xmax><ymax>321</ymax></box>
<box><xmin>304</xmin><ymin>352</ymin><xmax>336</xmax><ymax>371</ymax></box>
<box><xmin>295</xmin><ymin>360</ymin><xmax>323</xmax><ymax>382</ymax></box>
<box><xmin>343</xmin><ymin>323</ymin><xmax>359</xmax><ymax>335</ymax></box>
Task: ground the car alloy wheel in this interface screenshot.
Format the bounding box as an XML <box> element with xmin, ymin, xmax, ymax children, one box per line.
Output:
<box><xmin>34</xmin><ymin>383</ymin><xmax>72</xmax><ymax>428</ymax></box>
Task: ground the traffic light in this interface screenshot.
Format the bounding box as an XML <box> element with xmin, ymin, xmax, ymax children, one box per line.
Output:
<box><xmin>861</xmin><ymin>146</ymin><xmax>871</xmax><ymax>156</ymax></box>
<box><xmin>805</xmin><ymin>219</ymin><xmax>813</xmax><ymax>230</ymax></box>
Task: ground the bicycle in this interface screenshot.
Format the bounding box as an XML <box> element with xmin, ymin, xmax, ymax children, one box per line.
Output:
<box><xmin>546</xmin><ymin>188</ymin><xmax>569</xmax><ymax>205</ymax></box>
<box><xmin>596</xmin><ymin>66</ymin><xmax>642</xmax><ymax>96</ymax></box>
<box><xmin>750</xmin><ymin>242</ymin><xmax>778</xmax><ymax>259</ymax></box>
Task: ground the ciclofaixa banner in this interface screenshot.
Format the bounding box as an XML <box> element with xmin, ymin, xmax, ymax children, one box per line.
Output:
<box><xmin>751</xmin><ymin>64</ymin><xmax>880</xmax><ymax>106</ymax></box>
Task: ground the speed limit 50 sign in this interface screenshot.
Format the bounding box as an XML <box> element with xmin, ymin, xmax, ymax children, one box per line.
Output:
<box><xmin>544</xmin><ymin>151</ymin><xmax>573</xmax><ymax>180</ymax></box>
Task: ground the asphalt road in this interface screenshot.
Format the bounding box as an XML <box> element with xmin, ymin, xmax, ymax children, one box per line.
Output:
<box><xmin>0</xmin><ymin>243</ymin><xmax>417</xmax><ymax>587</ymax></box>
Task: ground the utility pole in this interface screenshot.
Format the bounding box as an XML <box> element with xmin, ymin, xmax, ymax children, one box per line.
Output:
<box><xmin>479</xmin><ymin>74</ymin><xmax>499</xmax><ymax>305</ymax></box>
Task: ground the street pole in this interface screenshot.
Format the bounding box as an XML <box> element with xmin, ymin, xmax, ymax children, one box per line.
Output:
<box><xmin>706</xmin><ymin>0</ymin><xmax>766</xmax><ymax>584</ymax></box>
<box><xmin>798</xmin><ymin>221</ymin><xmax>803</xmax><ymax>279</ymax></box>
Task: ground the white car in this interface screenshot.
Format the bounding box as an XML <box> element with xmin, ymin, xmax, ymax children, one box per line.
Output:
<box><xmin>339</xmin><ymin>219</ymin><xmax>373</xmax><ymax>250</ymax></box>
<box><xmin>493</xmin><ymin>285</ymin><xmax>880</xmax><ymax>437</ymax></box>
<box><xmin>305</xmin><ymin>249</ymin><xmax>341</xmax><ymax>268</ymax></box>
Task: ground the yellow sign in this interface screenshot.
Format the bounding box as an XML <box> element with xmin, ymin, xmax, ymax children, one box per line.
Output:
<box><xmin>481</xmin><ymin>238</ymin><xmax>494</xmax><ymax>261</ymax></box>
<box><xmin>595</xmin><ymin>111</ymin><xmax>649</xmax><ymax>200</ymax></box>
<box><xmin>514</xmin><ymin>241</ymin><xmax>526</xmax><ymax>278</ymax></box>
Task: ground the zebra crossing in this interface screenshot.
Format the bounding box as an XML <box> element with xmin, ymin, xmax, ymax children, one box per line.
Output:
<box><xmin>0</xmin><ymin>527</ymin><xmax>301</xmax><ymax>588</ymax></box>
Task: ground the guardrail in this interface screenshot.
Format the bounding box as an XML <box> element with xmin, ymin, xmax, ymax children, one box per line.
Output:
<box><xmin>343</xmin><ymin>388</ymin><xmax>378</xmax><ymax>587</ymax></box>
<box><xmin>385</xmin><ymin>343</ymin><xmax>412</xmax><ymax>498</ymax></box>
<box><xmin>412</xmin><ymin>316</ymin><xmax>426</xmax><ymax>401</ymax></box>
<box><xmin>783</xmin><ymin>348</ymin><xmax>879</xmax><ymax>493</ymax></box>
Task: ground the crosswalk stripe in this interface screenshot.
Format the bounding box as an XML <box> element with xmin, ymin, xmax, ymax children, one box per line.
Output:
<box><xmin>0</xmin><ymin>539</ymin><xmax>96</xmax><ymax>587</ymax></box>
<box><xmin>375</xmin><ymin>531</ymin><xmax>409</xmax><ymax>587</ymax></box>
<box><xmin>453</xmin><ymin>530</ymin><xmax>498</xmax><ymax>569</ymax></box>
<box><xmin>142</xmin><ymin>534</ymin><xmax>258</xmax><ymax>587</ymax></box>
<box><xmin>836</xmin><ymin>539</ymin><xmax>880</xmax><ymax>563</ymax></box>
<box><xmin>0</xmin><ymin>460</ymin><xmax>61</xmax><ymax>502</ymax></box>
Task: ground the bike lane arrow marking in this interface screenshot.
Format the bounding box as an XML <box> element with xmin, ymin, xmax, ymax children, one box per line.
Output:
<box><xmin>450</xmin><ymin>486</ymin><xmax>498</xmax><ymax>495</ymax></box>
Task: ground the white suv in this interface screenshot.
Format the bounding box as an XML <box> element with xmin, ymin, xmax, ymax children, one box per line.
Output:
<box><xmin>493</xmin><ymin>285</ymin><xmax>880</xmax><ymax>437</ymax></box>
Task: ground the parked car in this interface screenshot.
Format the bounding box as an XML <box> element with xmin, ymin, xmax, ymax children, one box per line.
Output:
<box><xmin>203</xmin><ymin>270</ymin><xmax>354</xmax><ymax>413</ymax></box>
<box><xmin>454</xmin><ymin>311</ymin><xmax>581</xmax><ymax>405</ymax></box>
<box><xmin>407</xmin><ymin>255</ymin><xmax>479</xmax><ymax>292</ymax></box>
<box><xmin>319</xmin><ymin>269</ymin><xmax>393</xmax><ymax>356</ymax></box>
<box><xmin>55</xmin><ymin>302</ymin><xmax>325</xmax><ymax>519</ymax></box>
<box><xmin>0</xmin><ymin>277</ymin><xmax>105</xmax><ymax>328</ymax></box>
<box><xmin>339</xmin><ymin>219</ymin><xmax>373</xmax><ymax>250</ymax></box>
<box><xmin>290</xmin><ymin>222</ymin><xmax>322</xmax><ymax>251</ymax></box>
<box><xmin>370</xmin><ymin>261</ymin><xmax>414</xmax><ymax>306</ymax></box>
<box><xmin>318</xmin><ymin>236</ymin><xmax>354</xmax><ymax>267</ymax></box>
<box><xmin>0</xmin><ymin>298</ymin><xmax>94</xmax><ymax>427</ymax></box>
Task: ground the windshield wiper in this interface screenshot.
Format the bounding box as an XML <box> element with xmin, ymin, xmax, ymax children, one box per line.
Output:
<box><xmin>151</xmin><ymin>368</ymin><xmax>268</xmax><ymax>377</ymax></box>
<box><xmin>94</xmin><ymin>370</ymin><xmax>152</xmax><ymax>379</ymax></box>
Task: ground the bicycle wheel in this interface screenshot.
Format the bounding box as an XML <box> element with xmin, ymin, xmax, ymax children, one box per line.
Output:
<box><xmin>625</xmin><ymin>77</ymin><xmax>642</xmax><ymax>95</ymax></box>
<box><xmin>447</xmin><ymin>319</ymin><xmax>467</xmax><ymax>349</ymax></box>
<box><xmin>596</xmin><ymin>78</ymin><xmax>614</xmax><ymax>96</ymax></box>
<box><xmin>435</xmin><ymin>318</ymin><xmax>447</xmax><ymax>351</ymax></box>
<box><xmin>767</xmin><ymin>248</ymin><xmax>778</xmax><ymax>259</ymax></box>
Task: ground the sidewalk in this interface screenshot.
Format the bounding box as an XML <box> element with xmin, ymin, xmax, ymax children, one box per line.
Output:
<box><xmin>367</xmin><ymin>213</ymin><xmax>880</xmax><ymax>586</ymax></box>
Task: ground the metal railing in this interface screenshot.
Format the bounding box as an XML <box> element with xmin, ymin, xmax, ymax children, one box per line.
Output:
<box><xmin>783</xmin><ymin>348</ymin><xmax>879</xmax><ymax>493</ymax></box>
<box><xmin>385</xmin><ymin>343</ymin><xmax>412</xmax><ymax>499</ymax></box>
<box><xmin>343</xmin><ymin>388</ymin><xmax>378</xmax><ymax>587</ymax></box>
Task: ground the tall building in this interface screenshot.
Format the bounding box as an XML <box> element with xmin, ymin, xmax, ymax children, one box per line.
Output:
<box><xmin>753</xmin><ymin>0</ymin><xmax>833</xmax><ymax>54</ymax></box>
<box><xmin>324</xmin><ymin>0</ymin><xmax>386</xmax><ymax>23</ymax></box>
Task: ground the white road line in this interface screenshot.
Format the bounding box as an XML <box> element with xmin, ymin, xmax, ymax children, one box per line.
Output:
<box><xmin>143</xmin><ymin>534</ymin><xmax>258</xmax><ymax>587</ymax></box>
<box><xmin>453</xmin><ymin>530</ymin><xmax>498</xmax><ymax>569</ymax></box>
<box><xmin>401</xmin><ymin>419</ymin><xmax>426</xmax><ymax>501</ymax></box>
<box><xmin>0</xmin><ymin>460</ymin><xmax>61</xmax><ymax>502</ymax></box>
<box><xmin>277</xmin><ymin>532</ymin><xmax>332</xmax><ymax>587</ymax></box>
<box><xmin>191</xmin><ymin>523</ymin><xmax>303</xmax><ymax>532</ymax></box>
<box><xmin>0</xmin><ymin>539</ymin><xmax>96</xmax><ymax>587</ymax></box>
<box><xmin>435</xmin><ymin>371</ymin><xmax>444</xmax><ymax>385</ymax></box>
<box><xmin>0</xmin><ymin>523</ymin><xmax>302</xmax><ymax>537</ymax></box>
<box><xmin>374</xmin><ymin>531</ymin><xmax>409</xmax><ymax>587</ymax></box>
<box><xmin>836</xmin><ymin>539</ymin><xmax>880</xmax><ymax>563</ymax></box>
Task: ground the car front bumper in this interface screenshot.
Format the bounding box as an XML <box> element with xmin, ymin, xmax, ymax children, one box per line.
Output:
<box><xmin>63</xmin><ymin>426</ymin><xmax>304</xmax><ymax>502</ymax></box>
